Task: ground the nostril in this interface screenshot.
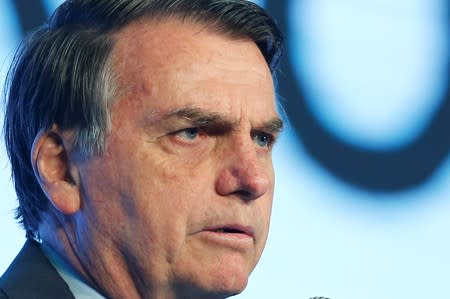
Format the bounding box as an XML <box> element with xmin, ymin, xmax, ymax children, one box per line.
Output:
<box><xmin>233</xmin><ymin>190</ymin><xmax>253</xmax><ymax>200</ymax></box>
<box><xmin>215</xmin><ymin>157</ymin><xmax>272</xmax><ymax>200</ymax></box>
<box><xmin>243</xmin><ymin>174</ymin><xmax>269</xmax><ymax>198</ymax></box>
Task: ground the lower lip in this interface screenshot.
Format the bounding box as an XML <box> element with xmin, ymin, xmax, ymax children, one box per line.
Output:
<box><xmin>196</xmin><ymin>230</ymin><xmax>254</xmax><ymax>249</ymax></box>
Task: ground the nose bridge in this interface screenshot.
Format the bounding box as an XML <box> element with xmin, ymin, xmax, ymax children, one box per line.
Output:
<box><xmin>216</xmin><ymin>134</ymin><xmax>271</xmax><ymax>200</ymax></box>
<box><xmin>233</xmin><ymin>138</ymin><xmax>261</xmax><ymax>176</ymax></box>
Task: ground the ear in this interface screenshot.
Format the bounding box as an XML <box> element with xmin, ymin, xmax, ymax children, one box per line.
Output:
<box><xmin>31</xmin><ymin>129</ymin><xmax>81</xmax><ymax>215</ymax></box>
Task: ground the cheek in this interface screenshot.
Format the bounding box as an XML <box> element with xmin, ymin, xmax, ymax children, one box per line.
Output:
<box><xmin>134</xmin><ymin>137</ymin><xmax>218</xmax><ymax>192</ymax></box>
<box><xmin>259</xmin><ymin>195</ymin><xmax>274</xmax><ymax>231</ymax></box>
<box><xmin>118</xmin><ymin>145</ymin><xmax>213</xmax><ymax>225</ymax></box>
<box><xmin>254</xmin><ymin>185</ymin><xmax>275</xmax><ymax>248</ymax></box>
<box><xmin>159</xmin><ymin>137</ymin><xmax>215</xmax><ymax>168</ymax></box>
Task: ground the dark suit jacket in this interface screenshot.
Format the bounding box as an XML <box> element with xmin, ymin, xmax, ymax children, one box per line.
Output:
<box><xmin>0</xmin><ymin>239</ymin><xmax>75</xmax><ymax>299</ymax></box>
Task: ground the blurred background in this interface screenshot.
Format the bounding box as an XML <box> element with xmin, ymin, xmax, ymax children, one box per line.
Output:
<box><xmin>0</xmin><ymin>0</ymin><xmax>449</xmax><ymax>298</ymax></box>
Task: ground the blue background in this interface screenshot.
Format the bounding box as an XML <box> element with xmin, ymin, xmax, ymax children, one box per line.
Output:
<box><xmin>0</xmin><ymin>1</ymin><xmax>449</xmax><ymax>298</ymax></box>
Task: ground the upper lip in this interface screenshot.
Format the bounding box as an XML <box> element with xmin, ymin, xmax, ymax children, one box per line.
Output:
<box><xmin>203</xmin><ymin>224</ymin><xmax>255</xmax><ymax>238</ymax></box>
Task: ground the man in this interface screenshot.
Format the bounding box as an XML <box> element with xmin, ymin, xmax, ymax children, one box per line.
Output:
<box><xmin>0</xmin><ymin>0</ymin><xmax>283</xmax><ymax>298</ymax></box>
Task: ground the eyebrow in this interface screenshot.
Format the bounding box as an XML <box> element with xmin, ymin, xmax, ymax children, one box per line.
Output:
<box><xmin>256</xmin><ymin>117</ymin><xmax>284</xmax><ymax>134</ymax></box>
<box><xmin>163</xmin><ymin>106</ymin><xmax>283</xmax><ymax>133</ymax></box>
<box><xmin>165</xmin><ymin>107</ymin><xmax>233</xmax><ymax>127</ymax></box>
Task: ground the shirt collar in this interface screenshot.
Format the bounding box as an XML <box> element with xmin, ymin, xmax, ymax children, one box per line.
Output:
<box><xmin>41</xmin><ymin>243</ymin><xmax>106</xmax><ymax>299</ymax></box>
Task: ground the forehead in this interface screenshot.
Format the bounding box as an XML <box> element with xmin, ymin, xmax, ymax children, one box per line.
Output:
<box><xmin>110</xmin><ymin>18</ymin><xmax>276</xmax><ymax>121</ymax></box>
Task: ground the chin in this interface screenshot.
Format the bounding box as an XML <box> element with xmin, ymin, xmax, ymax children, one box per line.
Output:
<box><xmin>180</xmin><ymin>277</ymin><xmax>249</xmax><ymax>299</ymax></box>
<box><xmin>207</xmin><ymin>269</ymin><xmax>249</xmax><ymax>296</ymax></box>
<box><xmin>174</xmin><ymin>257</ymin><xmax>253</xmax><ymax>299</ymax></box>
<box><xmin>205</xmin><ymin>258</ymin><xmax>255</xmax><ymax>298</ymax></box>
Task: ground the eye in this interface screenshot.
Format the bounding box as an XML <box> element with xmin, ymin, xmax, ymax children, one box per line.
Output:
<box><xmin>252</xmin><ymin>132</ymin><xmax>273</xmax><ymax>148</ymax></box>
<box><xmin>175</xmin><ymin>127</ymin><xmax>200</xmax><ymax>141</ymax></box>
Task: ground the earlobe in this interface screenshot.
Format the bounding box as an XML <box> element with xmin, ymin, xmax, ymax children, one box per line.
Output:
<box><xmin>31</xmin><ymin>129</ymin><xmax>81</xmax><ymax>215</ymax></box>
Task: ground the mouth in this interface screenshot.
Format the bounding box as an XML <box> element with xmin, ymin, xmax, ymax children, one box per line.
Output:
<box><xmin>205</xmin><ymin>225</ymin><xmax>255</xmax><ymax>238</ymax></box>
<box><xmin>196</xmin><ymin>224</ymin><xmax>256</xmax><ymax>250</ymax></box>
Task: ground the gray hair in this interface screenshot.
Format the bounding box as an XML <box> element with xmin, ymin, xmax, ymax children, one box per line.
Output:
<box><xmin>3</xmin><ymin>0</ymin><xmax>284</xmax><ymax>236</ymax></box>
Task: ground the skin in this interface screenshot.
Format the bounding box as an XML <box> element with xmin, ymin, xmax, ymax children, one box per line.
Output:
<box><xmin>33</xmin><ymin>18</ymin><xmax>282</xmax><ymax>299</ymax></box>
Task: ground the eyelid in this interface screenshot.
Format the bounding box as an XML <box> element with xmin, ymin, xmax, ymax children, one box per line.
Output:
<box><xmin>173</xmin><ymin>126</ymin><xmax>201</xmax><ymax>136</ymax></box>
<box><xmin>252</xmin><ymin>130</ymin><xmax>277</xmax><ymax>148</ymax></box>
<box><xmin>167</xmin><ymin>127</ymin><xmax>202</xmax><ymax>146</ymax></box>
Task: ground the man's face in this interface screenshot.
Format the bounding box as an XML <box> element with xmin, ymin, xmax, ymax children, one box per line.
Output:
<box><xmin>76</xmin><ymin>19</ymin><xmax>281</xmax><ymax>298</ymax></box>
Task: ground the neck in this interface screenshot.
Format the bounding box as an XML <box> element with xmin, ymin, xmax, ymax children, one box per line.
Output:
<box><xmin>39</xmin><ymin>215</ymin><xmax>184</xmax><ymax>299</ymax></box>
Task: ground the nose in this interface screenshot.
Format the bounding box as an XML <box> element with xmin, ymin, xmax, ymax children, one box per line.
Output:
<box><xmin>215</xmin><ymin>139</ymin><xmax>272</xmax><ymax>201</ymax></box>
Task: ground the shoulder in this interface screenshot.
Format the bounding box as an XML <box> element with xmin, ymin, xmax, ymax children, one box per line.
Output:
<box><xmin>0</xmin><ymin>239</ymin><xmax>75</xmax><ymax>299</ymax></box>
